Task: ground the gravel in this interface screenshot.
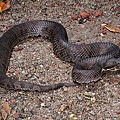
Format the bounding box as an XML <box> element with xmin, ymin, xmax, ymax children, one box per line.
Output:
<box><xmin>0</xmin><ymin>0</ymin><xmax>120</xmax><ymax>120</ymax></box>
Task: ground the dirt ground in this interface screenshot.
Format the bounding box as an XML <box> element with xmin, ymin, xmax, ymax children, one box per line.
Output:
<box><xmin>0</xmin><ymin>0</ymin><xmax>120</xmax><ymax>120</ymax></box>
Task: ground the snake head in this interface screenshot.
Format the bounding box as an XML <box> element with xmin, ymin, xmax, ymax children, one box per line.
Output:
<box><xmin>104</xmin><ymin>57</ymin><xmax>120</xmax><ymax>69</ymax></box>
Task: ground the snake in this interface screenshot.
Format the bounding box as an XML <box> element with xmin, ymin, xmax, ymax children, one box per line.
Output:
<box><xmin>0</xmin><ymin>20</ymin><xmax>120</xmax><ymax>92</ymax></box>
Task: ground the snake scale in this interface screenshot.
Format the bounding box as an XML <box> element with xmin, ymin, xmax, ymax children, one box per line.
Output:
<box><xmin>0</xmin><ymin>20</ymin><xmax>120</xmax><ymax>92</ymax></box>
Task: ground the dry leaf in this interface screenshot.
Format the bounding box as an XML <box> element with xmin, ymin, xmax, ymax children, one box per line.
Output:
<box><xmin>80</xmin><ymin>11</ymin><xmax>89</xmax><ymax>18</ymax></box>
<box><xmin>102</xmin><ymin>24</ymin><xmax>120</xmax><ymax>33</ymax></box>
<box><xmin>100</xmin><ymin>29</ymin><xmax>106</xmax><ymax>34</ymax></box>
<box><xmin>0</xmin><ymin>0</ymin><xmax>11</xmax><ymax>13</ymax></box>
<box><xmin>0</xmin><ymin>1</ymin><xmax>4</xmax><ymax>12</ymax></box>
<box><xmin>95</xmin><ymin>10</ymin><xmax>103</xmax><ymax>17</ymax></box>
<box><xmin>3</xmin><ymin>102</ymin><xmax>11</xmax><ymax>115</ymax></box>
<box><xmin>0</xmin><ymin>109</ymin><xmax>8</xmax><ymax>120</ymax></box>
<box><xmin>115</xmin><ymin>111</ymin><xmax>120</xmax><ymax>114</ymax></box>
<box><xmin>0</xmin><ymin>111</ymin><xmax>2</xmax><ymax>120</ymax></box>
<box><xmin>71</xmin><ymin>15</ymin><xmax>80</xmax><ymax>20</ymax></box>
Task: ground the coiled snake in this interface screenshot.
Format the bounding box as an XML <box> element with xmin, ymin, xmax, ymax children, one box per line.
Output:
<box><xmin>0</xmin><ymin>20</ymin><xmax>120</xmax><ymax>92</ymax></box>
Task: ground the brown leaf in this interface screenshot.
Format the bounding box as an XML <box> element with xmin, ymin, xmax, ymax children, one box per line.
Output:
<box><xmin>0</xmin><ymin>111</ymin><xmax>2</xmax><ymax>120</ymax></box>
<box><xmin>102</xmin><ymin>24</ymin><xmax>120</xmax><ymax>33</ymax></box>
<box><xmin>89</xmin><ymin>11</ymin><xmax>93</xmax><ymax>16</ymax></box>
<box><xmin>0</xmin><ymin>1</ymin><xmax>4</xmax><ymax>12</ymax></box>
<box><xmin>71</xmin><ymin>15</ymin><xmax>80</xmax><ymax>20</ymax></box>
<box><xmin>95</xmin><ymin>10</ymin><xmax>103</xmax><ymax>17</ymax></box>
<box><xmin>80</xmin><ymin>11</ymin><xmax>90</xmax><ymax>18</ymax></box>
<box><xmin>88</xmin><ymin>17</ymin><xmax>93</xmax><ymax>21</ymax></box>
<box><xmin>3</xmin><ymin>102</ymin><xmax>11</xmax><ymax>115</ymax></box>
<box><xmin>0</xmin><ymin>109</ymin><xmax>8</xmax><ymax>120</ymax></box>
<box><xmin>100</xmin><ymin>29</ymin><xmax>106</xmax><ymax>34</ymax></box>
<box><xmin>115</xmin><ymin>111</ymin><xmax>120</xmax><ymax>114</ymax></box>
<box><xmin>0</xmin><ymin>0</ymin><xmax>11</xmax><ymax>13</ymax></box>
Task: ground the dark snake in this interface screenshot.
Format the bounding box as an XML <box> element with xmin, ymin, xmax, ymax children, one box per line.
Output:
<box><xmin>0</xmin><ymin>20</ymin><xmax>120</xmax><ymax>92</ymax></box>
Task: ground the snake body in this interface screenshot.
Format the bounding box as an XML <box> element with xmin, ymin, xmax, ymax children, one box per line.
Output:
<box><xmin>0</xmin><ymin>20</ymin><xmax>120</xmax><ymax>91</ymax></box>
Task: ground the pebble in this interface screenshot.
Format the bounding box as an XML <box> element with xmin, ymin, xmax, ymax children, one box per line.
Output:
<box><xmin>10</xmin><ymin>102</ymin><xmax>17</xmax><ymax>108</ymax></box>
<box><xmin>27</xmin><ymin>117</ymin><xmax>31</xmax><ymax>120</ymax></box>
<box><xmin>59</xmin><ymin>104</ymin><xmax>68</xmax><ymax>112</ymax></box>
<box><xmin>63</xmin><ymin>86</ymin><xmax>68</xmax><ymax>92</ymax></box>
<box><xmin>76</xmin><ymin>95</ymin><xmax>83</xmax><ymax>101</ymax></box>
<box><xmin>41</xmin><ymin>103</ymin><xmax>45</xmax><ymax>107</ymax></box>
<box><xmin>56</xmin><ymin>115</ymin><xmax>63</xmax><ymax>120</ymax></box>
<box><xmin>10</xmin><ymin>68</ymin><xmax>15</xmax><ymax>73</ymax></box>
<box><xmin>31</xmin><ymin>76</ymin><xmax>37</xmax><ymax>80</ymax></box>
<box><xmin>89</xmin><ymin>111</ymin><xmax>95</xmax><ymax>115</ymax></box>
<box><xmin>40</xmin><ymin>64</ymin><xmax>44</xmax><ymax>68</ymax></box>
<box><xmin>91</xmin><ymin>97</ymin><xmax>96</xmax><ymax>102</ymax></box>
<box><xmin>40</xmin><ymin>69</ymin><xmax>44</xmax><ymax>73</ymax></box>
<box><xmin>69</xmin><ymin>114</ymin><xmax>75</xmax><ymax>118</ymax></box>
<box><xmin>100</xmin><ymin>33</ymin><xmax>105</xmax><ymax>36</ymax></box>
<box><xmin>84</xmin><ymin>92</ymin><xmax>95</xmax><ymax>97</ymax></box>
<box><xmin>70</xmin><ymin>117</ymin><xmax>78</xmax><ymax>120</ymax></box>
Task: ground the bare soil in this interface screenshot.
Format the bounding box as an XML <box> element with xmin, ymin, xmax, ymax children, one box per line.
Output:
<box><xmin>0</xmin><ymin>0</ymin><xmax>120</xmax><ymax>120</ymax></box>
